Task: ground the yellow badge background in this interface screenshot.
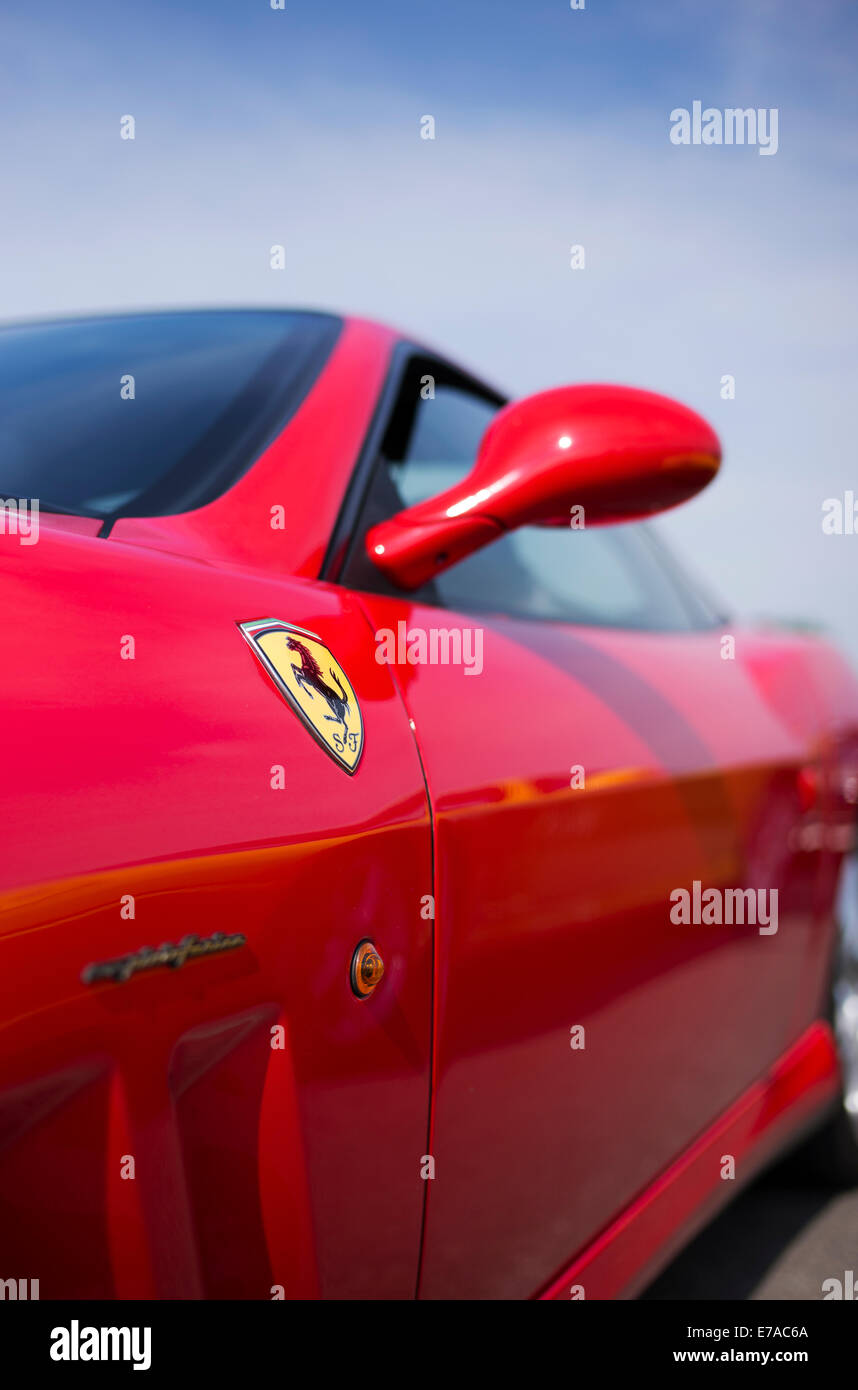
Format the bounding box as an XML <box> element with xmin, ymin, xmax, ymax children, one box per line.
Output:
<box><xmin>254</xmin><ymin>627</ymin><xmax>363</xmax><ymax>772</ymax></box>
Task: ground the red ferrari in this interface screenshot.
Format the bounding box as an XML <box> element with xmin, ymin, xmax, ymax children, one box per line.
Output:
<box><xmin>1</xmin><ymin>307</ymin><xmax>857</xmax><ymax>1300</ymax></box>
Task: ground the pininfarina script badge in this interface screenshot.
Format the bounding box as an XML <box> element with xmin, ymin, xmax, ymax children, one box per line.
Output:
<box><xmin>81</xmin><ymin>932</ymin><xmax>246</xmax><ymax>985</ymax></box>
<box><xmin>238</xmin><ymin>619</ymin><xmax>364</xmax><ymax>774</ymax></box>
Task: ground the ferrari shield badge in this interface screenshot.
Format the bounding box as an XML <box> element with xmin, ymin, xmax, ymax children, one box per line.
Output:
<box><xmin>238</xmin><ymin>619</ymin><xmax>364</xmax><ymax>773</ymax></box>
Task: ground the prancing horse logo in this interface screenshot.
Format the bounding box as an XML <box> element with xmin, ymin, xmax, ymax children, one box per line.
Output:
<box><xmin>238</xmin><ymin>619</ymin><xmax>364</xmax><ymax>773</ymax></box>
<box><xmin>287</xmin><ymin>636</ymin><xmax>350</xmax><ymax>739</ymax></box>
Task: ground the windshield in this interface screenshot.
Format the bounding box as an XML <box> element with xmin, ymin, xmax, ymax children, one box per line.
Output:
<box><xmin>0</xmin><ymin>309</ymin><xmax>341</xmax><ymax>520</ymax></box>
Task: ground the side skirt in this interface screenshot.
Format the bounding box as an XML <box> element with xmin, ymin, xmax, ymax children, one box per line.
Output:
<box><xmin>538</xmin><ymin>1022</ymin><xmax>840</xmax><ymax>1301</ymax></box>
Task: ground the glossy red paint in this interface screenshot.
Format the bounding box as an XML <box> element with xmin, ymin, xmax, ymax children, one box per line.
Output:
<box><xmin>539</xmin><ymin>1022</ymin><xmax>839</xmax><ymax>1301</ymax></box>
<box><xmin>366</xmin><ymin>384</ymin><xmax>721</xmax><ymax>589</ymax></box>
<box><xmin>0</xmin><ymin>526</ymin><xmax>432</xmax><ymax>1299</ymax></box>
<box><xmin>356</xmin><ymin>594</ymin><xmax>854</xmax><ymax>1299</ymax></box>
<box><xmin>1</xmin><ymin>311</ymin><xmax>856</xmax><ymax>1302</ymax></box>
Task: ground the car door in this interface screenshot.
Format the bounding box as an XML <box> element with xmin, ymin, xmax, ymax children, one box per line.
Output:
<box><xmin>334</xmin><ymin>353</ymin><xmax>822</xmax><ymax>1299</ymax></box>
<box><xmin>0</xmin><ymin>522</ymin><xmax>433</xmax><ymax>1300</ymax></box>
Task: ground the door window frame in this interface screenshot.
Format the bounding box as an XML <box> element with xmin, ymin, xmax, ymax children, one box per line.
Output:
<box><xmin>319</xmin><ymin>343</ymin><xmax>505</xmax><ymax>585</ymax></box>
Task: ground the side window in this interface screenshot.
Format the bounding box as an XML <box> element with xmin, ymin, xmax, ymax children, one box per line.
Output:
<box><xmin>342</xmin><ymin>360</ymin><xmax>715</xmax><ymax>631</ymax></box>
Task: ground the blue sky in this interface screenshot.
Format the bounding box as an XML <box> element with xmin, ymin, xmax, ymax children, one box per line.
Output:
<box><xmin>1</xmin><ymin>0</ymin><xmax>856</xmax><ymax>661</ymax></box>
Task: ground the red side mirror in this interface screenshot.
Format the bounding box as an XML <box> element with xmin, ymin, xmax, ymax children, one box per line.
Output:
<box><xmin>366</xmin><ymin>384</ymin><xmax>721</xmax><ymax>590</ymax></box>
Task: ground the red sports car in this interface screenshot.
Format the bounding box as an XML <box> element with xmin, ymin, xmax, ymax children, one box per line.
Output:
<box><xmin>1</xmin><ymin>307</ymin><xmax>856</xmax><ymax>1300</ymax></box>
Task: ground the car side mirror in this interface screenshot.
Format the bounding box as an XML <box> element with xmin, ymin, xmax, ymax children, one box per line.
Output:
<box><xmin>365</xmin><ymin>383</ymin><xmax>721</xmax><ymax>590</ymax></box>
